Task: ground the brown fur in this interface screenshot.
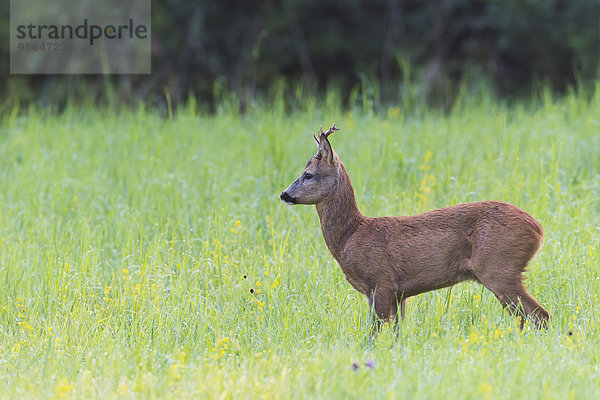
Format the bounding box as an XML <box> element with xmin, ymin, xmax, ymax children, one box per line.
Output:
<box><xmin>281</xmin><ymin>125</ymin><xmax>550</xmax><ymax>329</ymax></box>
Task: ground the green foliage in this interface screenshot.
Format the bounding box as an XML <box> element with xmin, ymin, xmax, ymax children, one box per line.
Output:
<box><xmin>0</xmin><ymin>88</ymin><xmax>599</xmax><ymax>398</ymax></box>
<box><xmin>2</xmin><ymin>0</ymin><xmax>599</xmax><ymax>107</ymax></box>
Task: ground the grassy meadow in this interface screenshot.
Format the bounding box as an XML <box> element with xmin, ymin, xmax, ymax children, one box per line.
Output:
<box><xmin>1</xmin><ymin>89</ymin><xmax>599</xmax><ymax>398</ymax></box>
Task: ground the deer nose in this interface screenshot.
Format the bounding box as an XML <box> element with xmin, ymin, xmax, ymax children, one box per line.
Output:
<box><xmin>280</xmin><ymin>191</ymin><xmax>296</xmax><ymax>205</ymax></box>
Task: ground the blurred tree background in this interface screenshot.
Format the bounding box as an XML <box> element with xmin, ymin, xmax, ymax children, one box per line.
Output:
<box><xmin>1</xmin><ymin>0</ymin><xmax>599</xmax><ymax>111</ymax></box>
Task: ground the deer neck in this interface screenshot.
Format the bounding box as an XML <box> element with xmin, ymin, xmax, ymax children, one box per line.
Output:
<box><xmin>316</xmin><ymin>165</ymin><xmax>363</xmax><ymax>262</ymax></box>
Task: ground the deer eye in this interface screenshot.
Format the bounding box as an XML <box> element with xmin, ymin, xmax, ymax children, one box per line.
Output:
<box><xmin>303</xmin><ymin>173</ymin><xmax>313</xmax><ymax>180</ymax></box>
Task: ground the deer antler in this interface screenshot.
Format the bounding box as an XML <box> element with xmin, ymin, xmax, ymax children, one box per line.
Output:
<box><xmin>318</xmin><ymin>123</ymin><xmax>339</xmax><ymax>138</ymax></box>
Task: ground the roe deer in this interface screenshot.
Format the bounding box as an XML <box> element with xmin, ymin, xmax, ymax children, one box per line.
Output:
<box><xmin>280</xmin><ymin>123</ymin><xmax>550</xmax><ymax>330</ymax></box>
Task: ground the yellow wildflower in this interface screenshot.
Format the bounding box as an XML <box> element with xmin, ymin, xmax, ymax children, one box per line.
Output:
<box><xmin>118</xmin><ymin>383</ymin><xmax>128</xmax><ymax>396</ymax></box>
<box><xmin>231</xmin><ymin>219</ymin><xmax>242</xmax><ymax>234</ymax></box>
<box><xmin>468</xmin><ymin>327</ymin><xmax>479</xmax><ymax>344</ymax></box>
<box><xmin>54</xmin><ymin>378</ymin><xmax>75</xmax><ymax>399</ymax></box>
<box><xmin>478</xmin><ymin>382</ymin><xmax>493</xmax><ymax>397</ymax></box>
<box><xmin>387</xmin><ymin>106</ymin><xmax>401</xmax><ymax>119</ymax></box>
<box><xmin>424</xmin><ymin>150</ymin><xmax>432</xmax><ymax>163</ymax></box>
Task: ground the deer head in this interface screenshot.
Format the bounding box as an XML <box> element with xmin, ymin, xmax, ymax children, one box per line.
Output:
<box><xmin>280</xmin><ymin>123</ymin><xmax>341</xmax><ymax>205</ymax></box>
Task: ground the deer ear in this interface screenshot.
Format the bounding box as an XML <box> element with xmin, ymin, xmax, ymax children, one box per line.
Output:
<box><xmin>319</xmin><ymin>134</ymin><xmax>335</xmax><ymax>164</ymax></box>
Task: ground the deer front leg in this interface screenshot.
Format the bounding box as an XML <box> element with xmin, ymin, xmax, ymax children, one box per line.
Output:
<box><xmin>401</xmin><ymin>299</ymin><xmax>407</xmax><ymax>320</ymax></box>
<box><xmin>368</xmin><ymin>289</ymin><xmax>396</xmax><ymax>332</ymax></box>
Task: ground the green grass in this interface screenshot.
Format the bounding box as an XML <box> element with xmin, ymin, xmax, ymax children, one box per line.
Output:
<box><xmin>1</xmin><ymin>88</ymin><xmax>599</xmax><ymax>399</ymax></box>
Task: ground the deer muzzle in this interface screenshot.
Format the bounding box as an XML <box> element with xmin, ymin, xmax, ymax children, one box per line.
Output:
<box><xmin>280</xmin><ymin>191</ymin><xmax>297</xmax><ymax>205</ymax></box>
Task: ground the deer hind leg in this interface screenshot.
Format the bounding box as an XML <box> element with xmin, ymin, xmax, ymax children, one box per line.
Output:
<box><xmin>474</xmin><ymin>269</ymin><xmax>550</xmax><ymax>329</ymax></box>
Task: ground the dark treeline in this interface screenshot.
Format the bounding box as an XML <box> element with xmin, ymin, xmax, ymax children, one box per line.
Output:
<box><xmin>2</xmin><ymin>0</ymin><xmax>599</xmax><ymax>111</ymax></box>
